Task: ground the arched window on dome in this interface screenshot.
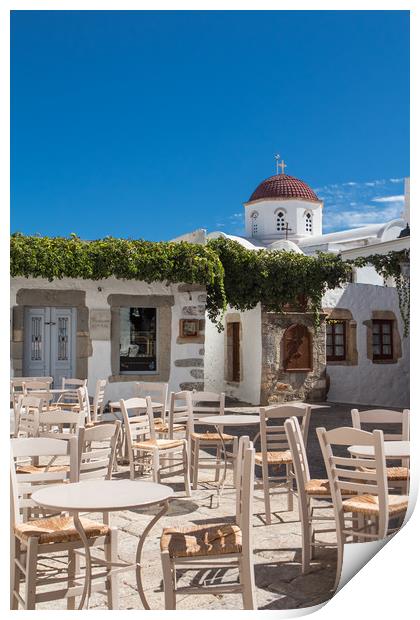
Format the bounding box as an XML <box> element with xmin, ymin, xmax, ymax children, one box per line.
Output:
<box><xmin>250</xmin><ymin>211</ymin><xmax>259</xmax><ymax>237</ymax></box>
<box><xmin>305</xmin><ymin>212</ymin><xmax>313</xmax><ymax>233</ymax></box>
<box><xmin>276</xmin><ymin>211</ymin><xmax>286</xmax><ymax>232</ymax></box>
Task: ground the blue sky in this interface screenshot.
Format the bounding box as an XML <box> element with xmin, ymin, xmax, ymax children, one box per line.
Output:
<box><xmin>11</xmin><ymin>10</ymin><xmax>409</xmax><ymax>240</ymax></box>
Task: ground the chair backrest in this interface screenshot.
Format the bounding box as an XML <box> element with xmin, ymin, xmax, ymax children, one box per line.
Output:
<box><xmin>22</xmin><ymin>380</ymin><xmax>53</xmax><ymax>410</ymax></box>
<box><xmin>191</xmin><ymin>391</ymin><xmax>225</xmax><ymax>421</ymax></box>
<box><xmin>316</xmin><ymin>426</ymin><xmax>389</xmax><ymax>541</ymax></box>
<box><xmin>168</xmin><ymin>391</ymin><xmax>194</xmax><ymax>438</ymax></box>
<box><xmin>11</xmin><ymin>377</ymin><xmax>53</xmax><ymax>403</ymax></box>
<box><xmin>351</xmin><ymin>408</ymin><xmax>410</xmax><ymax>441</ymax></box>
<box><xmin>15</xmin><ymin>395</ymin><xmax>43</xmax><ymax>438</ymax></box>
<box><xmin>235</xmin><ymin>436</ymin><xmax>255</xmax><ymax>553</ymax></box>
<box><xmin>259</xmin><ymin>404</ymin><xmax>311</xmax><ymax>455</ymax></box>
<box><xmin>61</xmin><ymin>377</ymin><xmax>88</xmax><ymax>404</ymax></box>
<box><xmin>77</xmin><ymin>386</ymin><xmax>91</xmax><ymax>424</ymax></box>
<box><xmin>77</xmin><ymin>421</ymin><xmax>121</xmax><ymax>480</ymax></box>
<box><xmin>135</xmin><ymin>382</ymin><xmax>168</xmax><ymax>420</ymax></box>
<box><xmin>120</xmin><ymin>397</ymin><xmax>155</xmax><ymax>446</ymax></box>
<box><xmin>285</xmin><ymin>416</ymin><xmax>311</xmax><ymax>491</ymax></box>
<box><xmin>10</xmin><ymin>436</ymin><xmax>78</xmax><ymax>524</ymax></box>
<box><xmin>92</xmin><ymin>379</ymin><xmax>107</xmax><ymax>421</ymax></box>
<box><xmin>38</xmin><ymin>409</ymin><xmax>85</xmax><ymax>439</ymax></box>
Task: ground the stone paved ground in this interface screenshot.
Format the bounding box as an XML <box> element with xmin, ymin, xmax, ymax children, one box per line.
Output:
<box><xmin>36</xmin><ymin>401</ymin><xmax>399</xmax><ymax>610</ymax></box>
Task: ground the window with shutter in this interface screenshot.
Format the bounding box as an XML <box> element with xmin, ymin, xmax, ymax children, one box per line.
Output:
<box><xmin>282</xmin><ymin>324</ymin><xmax>312</xmax><ymax>371</ymax></box>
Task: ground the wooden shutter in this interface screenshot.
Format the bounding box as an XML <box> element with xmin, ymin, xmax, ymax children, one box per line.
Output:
<box><xmin>232</xmin><ymin>322</ymin><xmax>240</xmax><ymax>382</ymax></box>
<box><xmin>283</xmin><ymin>324</ymin><xmax>312</xmax><ymax>371</ymax></box>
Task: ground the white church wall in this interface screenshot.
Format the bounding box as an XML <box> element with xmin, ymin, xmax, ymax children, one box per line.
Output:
<box><xmin>354</xmin><ymin>265</ymin><xmax>383</xmax><ymax>285</ymax></box>
<box><xmin>11</xmin><ymin>276</ymin><xmax>205</xmax><ymax>403</ymax></box>
<box><xmin>244</xmin><ymin>199</ymin><xmax>322</xmax><ymax>242</ymax></box>
<box><xmin>323</xmin><ymin>283</ymin><xmax>409</xmax><ymax>408</ymax></box>
<box><xmin>204</xmin><ymin>304</ymin><xmax>262</xmax><ymax>405</ymax></box>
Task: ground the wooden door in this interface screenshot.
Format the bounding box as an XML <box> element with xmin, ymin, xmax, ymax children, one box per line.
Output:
<box><xmin>23</xmin><ymin>307</ymin><xmax>76</xmax><ymax>386</ymax></box>
<box><xmin>282</xmin><ymin>324</ymin><xmax>312</xmax><ymax>371</ymax></box>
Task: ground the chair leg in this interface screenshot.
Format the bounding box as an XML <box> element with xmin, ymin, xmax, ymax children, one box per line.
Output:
<box><xmin>192</xmin><ymin>439</ymin><xmax>200</xmax><ymax>490</ymax></box>
<box><xmin>333</xmin><ymin>537</ymin><xmax>344</xmax><ymax>592</ymax></box>
<box><xmin>106</xmin><ymin>529</ymin><xmax>119</xmax><ymax>610</ymax></box>
<box><xmin>24</xmin><ymin>537</ymin><xmax>38</xmax><ymax>609</ymax></box>
<box><xmin>239</xmin><ymin>554</ymin><xmax>256</xmax><ymax>610</ymax></box>
<box><xmin>183</xmin><ymin>444</ymin><xmax>191</xmax><ymax>497</ymax></box>
<box><xmin>214</xmin><ymin>445</ymin><xmax>222</xmax><ymax>482</ymax></box>
<box><xmin>10</xmin><ymin>537</ymin><xmax>21</xmax><ymax>609</ymax></box>
<box><xmin>286</xmin><ymin>463</ymin><xmax>293</xmax><ymax>512</ymax></box>
<box><xmin>300</xmin><ymin>496</ymin><xmax>311</xmax><ymax>574</ymax></box>
<box><xmin>151</xmin><ymin>450</ymin><xmax>160</xmax><ymax>483</ymax></box>
<box><xmin>67</xmin><ymin>548</ymin><xmax>80</xmax><ymax>609</ymax></box>
<box><xmin>161</xmin><ymin>551</ymin><xmax>176</xmax><ymax>609</ymax></box>
<box><xmin>231</xmin><ymin>437</ymin><xmax>239</xmax><ymax>482</ymax></box>
<box><xmin>262</xmin><ymin>463</ymin><xmax>271</xmax><ymax>525</ymax></box>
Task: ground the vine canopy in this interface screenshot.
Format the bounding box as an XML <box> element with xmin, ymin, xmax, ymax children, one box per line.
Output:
<box><xmin>11</xmin><ymin>234</ymin><xmax>407</xmax><ymax>334</ymax></box>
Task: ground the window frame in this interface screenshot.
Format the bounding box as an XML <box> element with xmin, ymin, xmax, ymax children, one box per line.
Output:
<box><xmin>326</xmin><ymin>320</ymin><xmax>347</xmax><ymax>362</ymax></box>
<box><xmin>304</xmin><ymin>211</ymin><xmax>313</xmax><ymax>232</ymax></box>
<box><xmin>372</xmin><ymin>319</ymin><xmax>394</xmax><ymax>361</ymax></box>
<box><xmin>119</xmin><ymin>306</ymin><xmax>159</xmax><ymax>375</ymax></box>
<box><xmin>276</xmin><ymin>210</ymin><xmax>286</xmax><ymax>232</ymax></box>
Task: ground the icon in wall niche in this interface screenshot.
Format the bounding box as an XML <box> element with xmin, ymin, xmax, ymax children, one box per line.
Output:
<box><xmin>180</xmin><ymin>318</ymin><xmax>199</xmax><ymax>338</ymax></box>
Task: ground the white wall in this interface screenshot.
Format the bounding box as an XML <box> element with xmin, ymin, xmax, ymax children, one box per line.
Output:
<box><xmin>204</xmin><ymin>304</ymin><xmax>262</xmax><ymax>405</ymax></box>
<box><xmin>323</xmin><ymin>283</ymin><xmax>409</xmax><ymax>408</ymax></box>
<box><xmin>11</xmin><ymin>276</ymin><xmax>205</xmax><ymax>403</ymax></box>
<box><xmin>244</xmin><ymin>199</ymin><xmax>322</xmax><ymax>242</ymax></box>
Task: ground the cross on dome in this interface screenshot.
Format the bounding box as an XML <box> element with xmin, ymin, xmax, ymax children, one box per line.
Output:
<box><xmin>274</xmin><ymin>154</ymin><xmax>287</xmax><ymax>175</ymax></box>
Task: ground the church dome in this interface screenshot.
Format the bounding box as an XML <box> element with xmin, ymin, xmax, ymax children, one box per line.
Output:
<box><xmin>248</xmin><ymin>174</ymin><xmax>319</xmax><ymax>203</ymax></box>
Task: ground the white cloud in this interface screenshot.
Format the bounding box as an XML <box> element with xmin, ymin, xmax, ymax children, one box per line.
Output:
<box><xmin>372</xmin><ymin>195</ymin><xmax>404</xmax><ymax>203</ymax></box>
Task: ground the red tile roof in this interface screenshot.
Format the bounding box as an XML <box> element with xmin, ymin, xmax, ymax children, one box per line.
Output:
<box><xmin>249</xmin><ymin>174</ymin><xmax>319</xmax><ymax>203</ymax></box>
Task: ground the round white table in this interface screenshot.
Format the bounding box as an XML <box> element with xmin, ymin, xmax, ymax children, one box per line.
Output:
<box><xmin>200</xmin><ymin>415</ymin><xmax>260</xmax><ymax>495</ymax></box>
<box><xmin>348</xmin><ymin>440</ymin><xmax>410</xmax><ymax>459</ymax></box>
<box><xmin>32</xmin><ymin>479</ymin><xmax>174</xmax><ymax>610</ymax></box>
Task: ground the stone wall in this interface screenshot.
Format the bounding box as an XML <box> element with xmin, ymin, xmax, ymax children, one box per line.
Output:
<box><xmin>260</xmin><ymin>309</ymin><xmax>327</xmax><ymax>405</ymax></box>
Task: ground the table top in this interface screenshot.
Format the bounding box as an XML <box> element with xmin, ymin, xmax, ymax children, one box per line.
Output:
<box><xmin>32</xmin><ymin>479</ymin><xmax>174</xmax><ymax>512</ymax></box>
<box><xmin>200</xmin><ymin>414</ymin><xmax>261</xmax><ymax>426</ymax></box>
<box><xmin>109</xmin><ymin>399</ymin><xmax>163</xmax><ymax>410</ymax></box>
<box><xmin>348</xmin><ymin>440</ymin><xmax>410</xmax><ymax>459</ymax></box>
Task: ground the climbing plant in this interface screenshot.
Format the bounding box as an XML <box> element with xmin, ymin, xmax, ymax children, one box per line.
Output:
<box><xmin>10</xmin><ymin>233</ymin><xmax>227</xmax><ymax>328</ymax></box>
<box><xmin>208</xmin><ymin>237</ymin><xmax>352</xmax><ymax>329</ymax></box>
<box><xmin>350</xmin><ymin>249</ymin><xmax>410</xmax><ymax>336</ymax></box>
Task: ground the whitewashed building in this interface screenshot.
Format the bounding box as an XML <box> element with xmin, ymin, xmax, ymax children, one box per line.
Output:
<box><xmin>203</xmin><ymin>172</ymin><xmax>410</xmax><ymax>409</ymax></box>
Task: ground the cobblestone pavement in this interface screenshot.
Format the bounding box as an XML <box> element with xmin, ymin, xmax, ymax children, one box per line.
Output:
<box><xmin>35</xmin><ymin>401</ymin><xmax>398</xmax><ymax>610</ymax></box>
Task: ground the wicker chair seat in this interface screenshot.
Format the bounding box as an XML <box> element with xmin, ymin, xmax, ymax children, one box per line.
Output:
<box><xmin>16</xmin><ymin>464</ymin><xmax>69</xmax><ymax>474</ymax></box>
<box><xmin>14</xmin><ymin>515</ymin><xmax>109</xmax><ymax>545</ymax></box>
<box><xmin>191</xmin><ymin>431</ymin><xmax>235</xmax><ymax>442</ymax></box>
<box><xmin>133</xmin><ymin>438</ymin><xmax>185</xmax><ymax>451</ymax></box>
<box><xmin>161</xmin><ymin>523</ymin><xmax>242</xmax><ymax>559</ymax></box>
<box><xmin>342</xmin><ymin>494</ymin><xmax>409</xmax><ymax>517</ymax></box>
<box><xmin>360</xmin><ymin>466</ymin><xmax>409</xmax><ymax>481</ymax></box>
<box><xmin>154</xmin><ymin>418</ymin><xmax>186</xmax><ymax>433</ymax></box>
<box><xmin>255</xmin><ymin>450</ymin><xmax>292</xmax><ymax>465</ymax></box>
<box><xmin>304</xmin><ymin>478</ymin><xmax>331</xmax><ymax>495</ymax></box>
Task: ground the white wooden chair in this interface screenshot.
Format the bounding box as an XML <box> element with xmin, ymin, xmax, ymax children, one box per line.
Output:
<box><xmin>22</xmin><ymin>380</ymin><xmax>53</xmax><ymax>411</ymax></box>
<box><xmin>256</xmin><ymin>404</ymin><xmax>311</xmax><ymax>524</ymax></box>
<box><xmin>190</xmin><ymin>391</ymin><xmax>238</xmax><ymax>490</ymax></box>
<box><xmin>56</xmin><ymin>378</ymin><xmax>87</xmax><ymax>408</ymax></box>
<box><xmin>10</xmin><ymin>436</ymin><xmax>118</xmax><ymax>609</ymax></box>
<box><xmin>351</xmin><ymin>408</ymin><xmax>410</xmax><ymax>492</ymax></box>
<box><xmin>167</xmin><ymin>391</ymin><xmax>194</xmax><ymax>439</ymax></box>
<box><xmin>77</xmin><ymin>386</ymin><xmax>92</xmax><ymax>424</ymax></box>
<box><xmin>11</xmin><ymin>377</ymin><xmax>53</xmax><ymax>408</ymax></box>
<box><xmin>38</xmin><ymin>409</ymin><xmax>85</xmax><ymax>439</ymax></box>
<box><xmin>285</xmin><ymin>416</ymin><xmax>357</xmax><ymax>574</ymax></box>
<box><xmin>160</xmin><ymin>435</ymin><xmax>256</xmax><ymax>609</ymax></box>
<box><xmin>317</xmin><ymin>426</ymin><xmax>409</xmax><ymax>591</ymax></box>
<box><xmin>135</xmin><ymin>381</ymin><xmax>169</xmax><ymax>434</ymax></box>
<box><xmin>121</xmin><ymin>396</ymin><xmax>191</xmax><ymax>496</ymax></box>
<box><xmin>14</xmin><ymin>395</ymin><xmax>43</xmax><ymax>438</ymax></box>
<box><xmin>78</xmin><ymin>422</ymin><xmax>121</xmax><ymax>482</ymax></box>
<box><xmin>91</xmin><ymin>379</ymin><xmax>108</xmax><ymax>421</ymax></box>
